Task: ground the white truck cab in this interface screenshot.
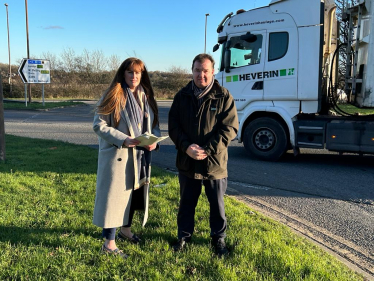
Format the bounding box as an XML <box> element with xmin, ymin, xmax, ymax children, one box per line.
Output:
<box><xmin>214</xmin><ymin>0</ymin><xmax>374</xmax><ymax>160</ymax></box>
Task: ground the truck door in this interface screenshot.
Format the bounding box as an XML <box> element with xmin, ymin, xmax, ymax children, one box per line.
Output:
<box><xmin>264</xmin><ymin>29</ymin><xmax>298</xmax><ymax>100</ymax></box>
<box><xmin>221</xmin><ymin>30</ymin><xmax>266</xmax><ymax>111</ymax></box>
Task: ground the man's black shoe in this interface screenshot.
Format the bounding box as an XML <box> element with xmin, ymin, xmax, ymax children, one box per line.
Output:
<box><xmin>172</xmin><ymin>238</ymin><xmax>188</xmax><ymax>252</ymax></box>
<box><xmin>213</xmin><ymin>238</ymin><xmax>229</xmax><ymax>257</ymax></box>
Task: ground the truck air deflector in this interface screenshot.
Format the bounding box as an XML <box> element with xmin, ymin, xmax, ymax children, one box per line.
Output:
<box><xmin>217</xmin><ymin>12</ymin><xmax>233</xmax><ymax>33</ymax></box>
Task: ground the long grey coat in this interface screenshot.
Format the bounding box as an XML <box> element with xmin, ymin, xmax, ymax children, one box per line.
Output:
<box><xmin>92</xmin><ymin>106</ymin><xmax>159</xmax><ymax>228</ymax></box>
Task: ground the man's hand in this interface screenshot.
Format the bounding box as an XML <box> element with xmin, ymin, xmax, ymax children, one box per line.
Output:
<box><xmin>186</xmin><ymin>144</ymin><xmax>207</xmax><ymax>160</ymax></box>
<box><xmin>123</xmin><ymin>137</ymin><xmax>140</xmax><ymax>147</ymax></box>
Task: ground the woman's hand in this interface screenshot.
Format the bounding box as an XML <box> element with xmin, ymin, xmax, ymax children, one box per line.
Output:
<box><xmin>123</xmin><ymin>137</ymin><xmax>140</xmax><ymax>148</ymax></box>
<box><xmin>143</xmin><ymin>143</ymin><xmax>157</xmax><ymax>151</ymax></box>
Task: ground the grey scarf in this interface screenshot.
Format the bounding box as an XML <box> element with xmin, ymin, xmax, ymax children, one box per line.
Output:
<box><xmin>192</xmin><ymin>78</ymin><xmax>214</xmax><ymax>107</ymax></box>
<box><xmin>121</xmin><ymin>82</ymin><xmax>152</xmax><ymax>189</ymax></box>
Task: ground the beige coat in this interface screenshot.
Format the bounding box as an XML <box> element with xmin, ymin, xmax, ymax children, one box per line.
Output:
<box><xmin>92</xmin><ymin>107</ymin><xmax>159</xmax><ymax>228</ymax></box>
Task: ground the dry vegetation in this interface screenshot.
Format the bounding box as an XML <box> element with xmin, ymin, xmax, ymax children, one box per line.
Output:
<box><xmin>0</xmin><ymin>50</ymin><xmax>191</xmax><ymax>100</ymax></box>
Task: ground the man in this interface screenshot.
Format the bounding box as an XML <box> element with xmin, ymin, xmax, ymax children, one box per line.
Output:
<box><xmin>168</xmin><ymin>54</ymin><xmax>239</xmax><ymax>256</ymax></box>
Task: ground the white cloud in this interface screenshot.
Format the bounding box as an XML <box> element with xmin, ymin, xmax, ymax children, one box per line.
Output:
<box><xmin>44</xmin><ymin>26</ymin><xmax>64</xmax><ymax>30</ymax></box>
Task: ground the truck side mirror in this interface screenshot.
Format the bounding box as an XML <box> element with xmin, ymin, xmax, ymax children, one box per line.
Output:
<box><xmin>240</xmin><ymin>32</ymin><xmax>257</xmax><ymax>43</ymax></box>
<box><xmin>224</xmin><ymin>49</ymin><xmax>231</xmax><ymax>73</ymax></box>
<box><xmin>213</xmin><ymin>44</ymin><xmax>220</xmax><ymax>52</ymax></box>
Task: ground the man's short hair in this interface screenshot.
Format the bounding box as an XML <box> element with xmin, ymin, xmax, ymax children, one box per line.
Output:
<box><xmin>192</xmin><ymin>54</ymin><xmax>215</xmax><ymax>71</ymax></box>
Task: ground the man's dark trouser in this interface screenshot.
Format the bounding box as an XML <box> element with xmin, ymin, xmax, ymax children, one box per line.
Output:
<box><xmin>177</xmin><ymin>173</ymin><xmax>227</xmax><ymax>241</ymax></box>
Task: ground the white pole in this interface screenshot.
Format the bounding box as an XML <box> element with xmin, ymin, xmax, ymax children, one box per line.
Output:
<box><xmin>24</xmin><ymin>84</ymin><xmax>27</xmax><ymax>107</ymax></box>
<box><xmin>42</xmin><ymin>84</ymin><xmax>45</xmax><ymax>106</ymax></box>
<box><xmin>5</xmin><ymin>4</ymin><xmax>12</xmax><ymax>94</ymax></box>
<box><xmin>204</xmin><ymin>13</ymin><xmax>210</xmax><ymax>53</ymax></box>
<box><xmin>0</xmin><ymin>73</ymin><xmax>6</xmax><ymax>162</ymax></box>
<box><xmin>25</xmin><ymin>0</ymin><xmax>31</xmax><ymax>103</ymax></box>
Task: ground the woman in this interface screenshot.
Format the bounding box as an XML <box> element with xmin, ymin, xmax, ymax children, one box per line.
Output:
<box><xmin>93</xmin><ymin>57</ymin><xmax>160</xmax><ymax>257</ymax></box>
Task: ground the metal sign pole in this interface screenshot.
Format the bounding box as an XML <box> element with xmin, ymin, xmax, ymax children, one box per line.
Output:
<box><xmin>25</xmin><ymin>0</ymin><xmax>32</xmax><ymax>103</ymax></box>
<box><xmin>0</xmin><ymin>73</ymin><xmax>6</xmax><ymax>162</ymax></box>
<box><xmin>42</xmin><ymin>84</ymin><xmax>45</xmax><ymax>106</ymax></box>
<box><xmin>5</xmin><ymin>3</ymin><xmax>12</xmax><ymax>94</ymax></box>
<box><xmin>24</xmin><ymin>84</ymin><xmax>28</xmax><ymax>107</ymax></box>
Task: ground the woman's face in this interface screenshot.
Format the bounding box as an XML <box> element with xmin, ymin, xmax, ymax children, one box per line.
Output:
<box><xmin>125</xmin><ymin>65</ymin><xmax>142</xmax><ymax>91</ymax></box>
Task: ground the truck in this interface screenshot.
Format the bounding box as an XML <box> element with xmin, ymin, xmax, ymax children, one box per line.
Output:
<box><xmin>213</xmin><ymin>0</ymin><xmax>374</xmax><ymax>160</ymax></box>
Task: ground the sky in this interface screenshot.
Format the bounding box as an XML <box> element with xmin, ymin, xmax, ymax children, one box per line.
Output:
<box><xmin>1</xmin><ymin>0</ymin><xmax>270</xmax><ymax>73</ymax></box>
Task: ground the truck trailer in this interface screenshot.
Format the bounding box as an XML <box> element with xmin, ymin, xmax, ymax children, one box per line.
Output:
<box><xmin>213</xmin><ymin>0</ymin><xmax>374</xmax><ymax>160</ymax></box>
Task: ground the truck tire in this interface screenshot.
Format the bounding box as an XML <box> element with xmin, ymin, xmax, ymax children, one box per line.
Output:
<box><xmin>243</xmin><ymin>117</ymin><xmax>288</xmax><ymax>161</ymax></box>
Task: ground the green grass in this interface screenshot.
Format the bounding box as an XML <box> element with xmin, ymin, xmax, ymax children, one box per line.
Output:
<box><xmin>0</xmin><ymin>135</ymin><xmax>364</xmax><ymax>280</ymax></box>
<box><xmin>2</xmin><ymin>101</ymin><xmax>85</xmax><ymax>110</ymax></box>
<box><xmin>334</xmin><ymin>103</ymin><xmax>374</xmax><ymax>115</ymax></box>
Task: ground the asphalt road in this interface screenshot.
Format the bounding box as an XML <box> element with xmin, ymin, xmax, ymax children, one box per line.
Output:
<box><xmin>3</xmin><ymin>101</ymin><xmax>374</xmax><ymax>279</ymax></box>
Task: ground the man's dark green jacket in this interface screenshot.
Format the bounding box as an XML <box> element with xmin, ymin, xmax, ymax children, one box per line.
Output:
<box><xmin>168</xmin><ymin>79</ymin><xmax>239</xmax><ymax>180</ymax></box>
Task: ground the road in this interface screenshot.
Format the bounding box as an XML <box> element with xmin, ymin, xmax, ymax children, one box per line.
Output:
<box><xmin>4</xmin><ymin>101</ymin><xmax>374</xmax><ymax>279</ymax></box>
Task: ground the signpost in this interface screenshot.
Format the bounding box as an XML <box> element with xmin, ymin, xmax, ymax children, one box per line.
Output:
<box><xmin>0</xmin><ymin>74</ymin><xmax>6</xmax><ymax>162</ymax></box>
<box><xmin>18</xmin><ymin>59</ymin><xmax>51</xmax><ymax>106</ymax></box>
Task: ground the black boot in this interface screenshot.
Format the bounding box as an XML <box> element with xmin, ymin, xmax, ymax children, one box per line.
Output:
<box><xmin>212</xmin><ymin>238</ymin><xmax>229</xmax><ymax>257</ymax></box>
<box><xmin>172</xmin><ymin>237</ymin><xmax>189</xmax><ymax>252</ymax></box>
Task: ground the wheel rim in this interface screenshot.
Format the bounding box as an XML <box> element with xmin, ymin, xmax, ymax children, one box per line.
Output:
<box><xmin>253</xmin><ymin>128</ymin><xmax>276</xmax><ymax>151</ymax></box>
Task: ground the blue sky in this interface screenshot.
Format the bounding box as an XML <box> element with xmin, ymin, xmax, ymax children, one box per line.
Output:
<box><xmin>1</xmin><ymin>0</ymin><xmax>269</xmax><ymax>72</ymax></box>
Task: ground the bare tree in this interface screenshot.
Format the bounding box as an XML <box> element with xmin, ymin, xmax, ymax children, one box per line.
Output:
<box><xmin>41</xmin><ymin>51</ymin><xmax>58</xmax><ymax>71</ymax></box>
<box><xmin>60</xmin><ymin>47</ymin><xmax>77</xmax><ymax>72</ymax></box>
<box><xmin>81</xmin><ymin>49</ymin><xmax>92</xmax><ymax>69</ymax></box>
<box><xmin>91</xmin><ymin>50</ymin><xmax>107</xmax><ymax>73</ymax></box>
<box><xmin>108</xmin><ymin>54</ymin><xmax>121</xmax><ymax>72</ymax></box>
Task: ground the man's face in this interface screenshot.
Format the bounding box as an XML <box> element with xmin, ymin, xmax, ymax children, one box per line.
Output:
<box><xmin>192</xmin><ymin>59</ymin><xmax>214</xmax><ymax>89</ymax></box>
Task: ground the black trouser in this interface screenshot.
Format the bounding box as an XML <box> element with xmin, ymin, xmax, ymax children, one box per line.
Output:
<box><xmin>102</xmin><ymin>208</ymin><xmax>135</xmax><ymax>240</ymax></box>
<box><xmin>177</xmin><ymin>173</ymin><xmax>227</xmax><ymax>241</ymax></box>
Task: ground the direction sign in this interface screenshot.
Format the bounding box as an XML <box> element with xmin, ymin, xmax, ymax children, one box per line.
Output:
<box><xmin>18</xmin><ymin>59</ymin><xmax>51</xmax><ymax>84</ymax></box>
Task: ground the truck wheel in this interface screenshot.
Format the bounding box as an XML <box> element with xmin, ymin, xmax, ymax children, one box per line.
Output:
<box><xmin>243</xmin><ymin>117</ymin><xmax>288</xmax><ymax>161</ymax></box>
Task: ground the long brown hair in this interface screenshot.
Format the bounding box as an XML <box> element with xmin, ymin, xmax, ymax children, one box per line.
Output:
<box><xmin>96</xmin><ymin>57</ymin><xmax>159</xmax><ymax>128</ymax></box>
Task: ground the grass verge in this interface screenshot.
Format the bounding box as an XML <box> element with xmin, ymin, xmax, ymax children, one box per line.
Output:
<box><xmin>334</xmin><ymin>103</ymin><xmax>374</xmax><ymax>115</ymax></box>
<box><xmin>0</xmin><ymin>135</ymin><xmax>364</xmax><ymax>280</ymax></box>
<box><xmin>2</xmin><ymin>101</ymin><xmax>85</xmax><ymax>110</ymax></box>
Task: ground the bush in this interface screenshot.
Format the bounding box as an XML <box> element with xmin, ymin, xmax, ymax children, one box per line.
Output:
<box><xmin>0</xmin><ymin>62</ymin><xmax>190</xmax><ymax>100</ymax></box>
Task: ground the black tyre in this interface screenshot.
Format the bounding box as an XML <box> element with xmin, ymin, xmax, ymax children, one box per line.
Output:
<box><xmin>243</xmin><ymin>117</ymin><xmax>288</xmax><ymax>161</ymax></box>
